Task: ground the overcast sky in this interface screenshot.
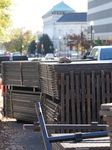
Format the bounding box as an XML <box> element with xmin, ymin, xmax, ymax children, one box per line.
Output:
<box><xmin>11</xmin><ymin>0</ymin><xmax>88</xmax><ymax>33</ymax></box>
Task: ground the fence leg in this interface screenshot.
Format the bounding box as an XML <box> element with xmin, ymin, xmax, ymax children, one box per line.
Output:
<box><xmin>35</xmin><ymin>102</ymin><xmax>52</xmax><ymax>150</ymax></box>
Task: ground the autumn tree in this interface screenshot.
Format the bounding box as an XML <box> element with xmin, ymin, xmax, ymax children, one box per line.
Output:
<box><xmin>3</xmin><ymin>28</ymin><xmax>36</xmax><ymax>54</ymax></box>
<box><xmin>103</xmin><ymin>40</ymin><xmax>112</xmax><ymax>45</ymax></box>
<box><xmin>63</xmin><ymin>32</ymin><xmax>91</xmax><ymax>52</ymax></box>
<box><xmin>64</xmin><ymin>34</ymin><xmax>80</xmax><ymax>48</ymax></box>
<box><xmin>0</xmin><ymin>0</ymin><xmax>13</xmax><ymax>42</ymax></box>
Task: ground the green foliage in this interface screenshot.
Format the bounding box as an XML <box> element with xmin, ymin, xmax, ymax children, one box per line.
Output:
<box><xmin>28</xmin><ymin>34</ymin><xmax>54</xmax><ymax>55</ymax></box>
<box><xmin>38</xmin><ymin>34</ymin><xmax>54</xmax><ymax>54</ymax></box>
<box><xmin>28</xmin><ymin>40</ymin><xmax>36</xmax><ymax>54</ymax></box>
<box><xmin>94</xmin><ymin>38</ymin><xmax>103</xmax><ymax>46</ymax></box>
<box><xmin>0</xmin><ymin>0</ymin><xmax>13</xmax><ymax>42</ymax></box>
<box><xmin>103</xmin><ymin>40</ymin><xmax>112</xmax><ymax>45</ymax></box>
<box><xmin>3</xmin><ymin>28</ymin><xmax>37</xmax><ymax>53</ymax></box>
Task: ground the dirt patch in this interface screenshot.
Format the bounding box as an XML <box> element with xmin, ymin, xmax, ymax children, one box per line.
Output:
<box><xmin>0</xmin><ymin>120</ymin><xmax>24</xmax><ymax>149</ymax></box>
<box><xmin>0</xmin><ymin>118</ymin><xmax>45</xmax><ymax>150</ymax></box>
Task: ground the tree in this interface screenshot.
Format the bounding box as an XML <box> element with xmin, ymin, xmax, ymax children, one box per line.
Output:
<box><xmin>94</xmin><ymin>38</ymin><xmax>103</xmax><ymax>46</ymax></box>
<box><xmin>3</xmin><ymin>28</ymin><xmax>36</xmax><ymax>54</ymax></box>
<box><xmin>65</xmin><ymin>34</ymin><xmax>80</xmax><ymax>47</ymax></box>
<box><xmin>28</xmin><ymin>34</ymin><xmax>54</xmax><ymax>55</ymax></box>
<box><xmin>38</xmin><ymin>34</ymin><xmax>54</xmax><ymax>55</ymax></box>
<box><xmin>0</xmin><ymin>0</ymin><xmax>13</xmax><ymax>42</ymax></box>
<box><xmin>28</xmin><ymin>40</ymin><xmax>36</xmax><ymax>54</ymax></box>
<box><xmin>103</xmin><ymin>40</ymin><xmax>112</xmax><ymax>45</ymax></box>
<box><xmin>63</xmin><ymin>33</ymin><xmax>92</xmax><ymax>52</ymax></box>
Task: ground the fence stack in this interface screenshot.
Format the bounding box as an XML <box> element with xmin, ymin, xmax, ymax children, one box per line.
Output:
<box><xmin>100</xmin><ymin>103</ymin><xmax>112</xmax><ymax>149</ymax></box>
<box><xmin>40</xmin><ymin>62</ymin><xmax>112</xmax><ymax>125</ymax></box>
<box><xmin>2</xmin><ymin>61</ymin><xmax>41</xmax><ymax>122</ymax></box>
<box><xmin>1</xmin><ymin>61</ymin><xmax>112</xmax><ymax>125</ymax></box>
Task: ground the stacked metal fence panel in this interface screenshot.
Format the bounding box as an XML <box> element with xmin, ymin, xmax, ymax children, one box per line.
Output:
<box><xmin>0</xmin><ymin>56</ymin><xmax>28</xmax><ymax>62</ymax></box>
<box><xmin>21</xmin><ymin>61</ymin><xmax>40</xmax><ymax>88</ymax></box>
<box><xmin>2</xmin><ymin>61</ymin><xmax>112</xmax><ymax>124</ymax></box>
<box><xmin>100</xmin><ymin>103</ymin><xmax>112</xmax><ymax>149</ymax></box>
<box><xmin>2</xmin><ymin>62</ymin><xmax>22</xmax><ymax>85</ymax></box>
<box><xmin>2</xmin><ymin>61</ymin><xmax>41</xmax><ymax>122</ymax></box>
<box><xmin>39</xmin><ymin>62</ymin><xmax>112</xmax><ymax>124</ymax></box>
<box><xmin>4</xmin><ymin>89</ymin><xmax>41</xmax><ymax>122</ymax></box>
<box><xmin>39</xmin><ymin>62</ymin><xmax>112</xmax><ymax>100</ymax></box>
<box><xmin>2</xmin><ymin>61</ymin><xmax>40</xmax><ymax>88</ymax></box>
<box><xmin>43</xmin><ymin>97</ymin><xmax>61</xmax><ymax>124</ymax></box>
<box><xmin>39</xmin><ymin>63</ymin><xmax>59</xmax><ymax>99</ymax></box>
<box><xmin>60</xmin><ymin>70</ymin><xmax>112</xmax><ymax>124</ymax></box>
<box><xmin>0</xmin><ymin>56</ymin><xmax>28</xmax><ymax>74</ymax></box>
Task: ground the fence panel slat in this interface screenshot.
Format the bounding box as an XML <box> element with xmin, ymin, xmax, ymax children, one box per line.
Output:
<box><xmin>111</xmin><ymin>72</ymin><xmax>112</xmax><ymax>99</ymax></box>
<box><xmin>76</xmin><ymin>75</ymin><xmax>81</xmax><ymax>124</ymax></box>
<box><xmin>96</xmin><ymin>75</ymin><xmax>101</xmax><ymax>123</ymax></box>
<box><xmin>70</xmin><ymin>71</ymin><xmax>76</xmax><ymax>124</ymax></box>
<box><xmin>92</xmin><ymin>71</ymin><xmax>96</xmax><ymax>121</ymax></box>
<box><xmin>66</xmin><ymin>75</ymin><xmax>70</xmax><ymax>124</ymax></box>
<box><xmin>106</xmin><ymin>75</ymin><xmax>110</xmax><ymax>103</ymax></box>
<box><xmin>81</xmin><ymin>71</ymin><xmax>86</xmax><ymax>123</ymax></box>
<box><xmin>87</xmin><ymin>75</ymin><xmax>91</xmax><ymax>123</ymax></box>
<box><xmin>101</xmin><ymin>70</ymin><xmax>105</xmax><ymax>104</ymax></box>
<box><xmin>61</xmin><ymin>73</ymin><xmax>65</xmax><ymax>124</ymax></box>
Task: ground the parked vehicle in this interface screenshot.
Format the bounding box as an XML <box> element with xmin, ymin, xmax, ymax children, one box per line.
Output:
<box><xmin>11</xmin><ymin>52</ymin><xmax>21</xmax><ymax>56</ymax></box>
<box><xmin>28</xmin><ymin>54</ymin><xmax>35</xmax><ymax>58</ymax></box>
<box><xmin>87</xmin><ymin>46</ymin><xmax>112</xmax><ymax>61</ymax></box>
<box><xmin>45</xmin><ymin>53</ymin><xmax>54</xmax><ymax>60</ymax></box>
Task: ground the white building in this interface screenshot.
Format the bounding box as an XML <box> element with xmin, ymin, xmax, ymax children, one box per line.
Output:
<box><xmin>42</xmin><ymin>1</ymin><xmax>87</xmax><ymax>50</ymax></box>
<box><xmin>88</xmin><ymin>0</ymin><xmax>112</xmax><ymax>41</ymax></box>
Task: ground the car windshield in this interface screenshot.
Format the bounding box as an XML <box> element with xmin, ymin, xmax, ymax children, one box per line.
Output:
<box><xmin>13</xmin><ymin>52</ymin><xmax>21</xmax><ymax>56</ymax></box>
<box><xmin>100</xmin><ymin>48</ymin><xmax>112</xmax><ymax>60</ymax></box>
<box><xmin>46</xmin><ymin>53</ymin><xmax>53</xmax><ymax>56</ymax></box>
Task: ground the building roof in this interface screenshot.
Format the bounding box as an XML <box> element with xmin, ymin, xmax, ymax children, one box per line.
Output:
<box><xmin>57</xmin><ymin>13</ymin><xmax>87</xmax><ymax>22</ymax></box>
<box><xmin>50</xmin><ymin>1</ymin><xmax>75</xmax><ymax>12</ymax></box>
<box><xmin>42</xmin><ymin>1</ymin><xmax>75</xmax><ymax>18</ymax></box>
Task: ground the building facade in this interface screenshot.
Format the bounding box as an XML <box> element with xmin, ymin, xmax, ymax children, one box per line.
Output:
<box><xmin>42</xmin><ymin>1</ymin><xmax>87</xmax><ymax>50</ymax></box>
<box><xmin>88</xmin><ymin>0</ymin><xmax>112</xmax><ymax>41</ymax></box>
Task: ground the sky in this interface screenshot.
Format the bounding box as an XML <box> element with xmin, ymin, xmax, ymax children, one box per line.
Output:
<box><xmin>11</xmin><ymin>0</ymin><xmax>88</xmax><ymax>33</ymax></box>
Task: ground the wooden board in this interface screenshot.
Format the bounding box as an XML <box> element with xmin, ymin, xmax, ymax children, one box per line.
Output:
<box><xmin>51</xmin><ymin>134</ymin><xmax>110</xmax><ymax>150</ymax></box>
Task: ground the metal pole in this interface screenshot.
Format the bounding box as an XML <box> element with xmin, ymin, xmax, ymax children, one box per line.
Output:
<box><xmin>35</xmin><ymin>102</ymin><xmax>52</xmax><ymax>150</ymax></box>
<box><xmin>91</xmin><ymin>25</ymin><xmax>93</xmax><ymax>45</ymax></box>
<box><xmin>35</xmin><ymin>102</ymin><xmax>108</xmax><ymax>150</ymax></box>
<box><xmin>90</xmin><ymin>21</ymin><xmax>94</xmax><ymax>49</ymax></box>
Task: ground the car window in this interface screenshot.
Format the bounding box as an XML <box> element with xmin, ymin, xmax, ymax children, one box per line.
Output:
<box><xmin>45</xmin><ymin>53</ymin><xmax>54</xmax><ymax>57</ymax></box>
<box><xmin>90</xmin><ymin>48</ymin><xmax>98</xmax><ymax>59</ymax></box>
<box><xmin>100</xmin><ymin>48</ymin><xmax>112</xmax><ymax>60</ymax></box>
<box><xmin>13</xmin><ymin>52</ymin><xmax>21</xmax><ymax>56</ymax></box>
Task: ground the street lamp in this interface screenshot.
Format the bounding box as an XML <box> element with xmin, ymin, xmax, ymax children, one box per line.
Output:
<box><xmin>59</xmin><ymin>36</ymin><xmax>61</xmax><ymax>50</ymax></box>
<box><xmin>92</xmin><ymin>29</ymin><xmax>95</xmax><ymax>42</ymax></box>
<box><xmin>35</xmin><ymin>40</ymin><xmax>38</xmax><ymax>57</ymax></box>
<box><xmin>58</xmin><ymin>36</ymin><xmax>61</xmax><ymax>57</ymax></box>
<box><xmin>90</xmin><ymin>21</ymin><xmax>94</xmax><ymax>48</ymax></box>
<box><xmin>41</xmin><ymin>44</ymin><xmax>44</xmax><ymax>57</ymax></box>
<box><xmin>22</xmin><ymin>45</ymin><xmax>24</xmax><ymax>55</ymax></box>
<box><xmin>49</xmin><ymin>46</ymin><xmax>52</xmax><ymax>53</ymax></box>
